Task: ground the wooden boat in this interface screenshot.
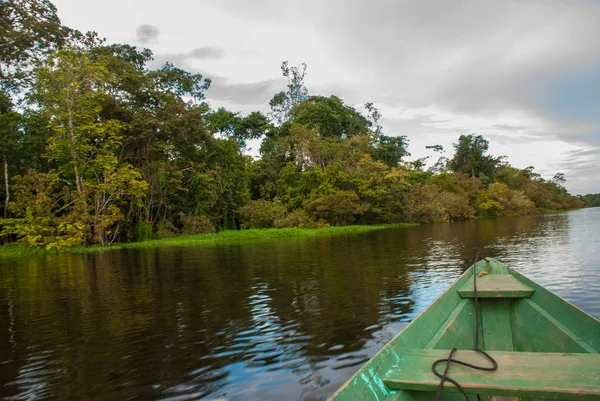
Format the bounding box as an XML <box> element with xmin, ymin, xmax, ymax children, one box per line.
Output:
<box><xmin>329</xmin><ymin>257</ymin><xmax>600</xmax><ymax>401</ymax></box>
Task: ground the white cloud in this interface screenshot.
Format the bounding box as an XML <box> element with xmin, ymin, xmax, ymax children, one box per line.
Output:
<box><xmin>53</xmin><ymin>0</ymin><xmax>600</xmax><ymax>193</ymax></box>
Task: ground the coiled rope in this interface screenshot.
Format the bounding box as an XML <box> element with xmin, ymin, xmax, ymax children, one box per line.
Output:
<box><xmin>432</xmin><ymin>253</ymin><xmax>498</xmax><ymax>401</ymax></box>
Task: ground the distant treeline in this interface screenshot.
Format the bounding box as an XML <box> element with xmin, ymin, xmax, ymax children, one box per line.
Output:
<box><xmin>578</xmin><ymin>194</ymin><xmax>600</xmax><ymax>208</ymax></box>
<box><xmin>0</xmin><ymin>0</ymin><xmax>583</xmax><ymax>249</ymax></box>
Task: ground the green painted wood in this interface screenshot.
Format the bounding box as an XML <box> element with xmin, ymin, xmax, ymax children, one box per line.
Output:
<box><xmin>425</xmin><ymin>298</ymin><xmax>476</xmax><ymax>350</ymax></box>
<box><xmin>475</xmin><ymin>258</ymin><xmax>510</xmax><ymax>275</ymax></box>
<box><xmin>330</xmin><ymin>267</ymin><xmax>475</xmax><ymax>400</ymax></box>
<box><xmin>510</xmin><ymin>298</ymin><xmax>596</xmax><ymax>354</ymax></box>
<box><xmin>393</xmin><ymin>390</ymin><xmax>481</xmax><ymax>401</ymax></box>
<box><xmin>480</xmin><ymin>299</ymin><xmax>514</xmax><ymax>351</ymax></box>
<box><xmin>382</xmin><ymin>348</ymin><xmax>600</xmax><ymax>400</ymax></box>
<box><xmin>396</xmin><ymin>392</ymin><xmax>536</xmax><ymax>401</ymax></box>
<box><xmin>458</xmin><ymin>275</ymin><xmax>534</xmax><ymax>298</ymax></box>
<box><xmin>329</xmin><ymin>259</ymin><xmax>600</xmax><ymax>401</ymax></box>
<box><xmin>509</xmin><ymin>268</ymin><xmax>600</xmax><ymax>353</ymax></box>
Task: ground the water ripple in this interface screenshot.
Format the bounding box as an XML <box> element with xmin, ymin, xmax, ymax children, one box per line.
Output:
<box><xmin>1</xmin><ymin>208</ymin><xmax>598</xmax><ymax>400</ymax></box>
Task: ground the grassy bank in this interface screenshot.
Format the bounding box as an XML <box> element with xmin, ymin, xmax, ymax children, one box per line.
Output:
<box><xmin>0</xmin><ymin>223</ymin><xmax>417</xmax><ymax>257</ymax></box>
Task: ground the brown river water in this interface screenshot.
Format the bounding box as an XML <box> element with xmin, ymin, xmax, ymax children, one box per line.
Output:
<box><xmin>1</xmin><ymin>208</ymin><xmax>599</xmax><ymax>400</ymax></box>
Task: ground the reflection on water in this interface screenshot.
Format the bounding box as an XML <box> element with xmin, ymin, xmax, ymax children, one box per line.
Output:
<box><xmin>1</xmin><ymin>208</ymin><xmax>598</xmax><ymax>400</ymax></box>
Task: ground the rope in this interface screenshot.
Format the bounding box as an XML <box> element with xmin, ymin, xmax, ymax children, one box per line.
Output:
<box><xmin>432</xmin><ymin>253</ymin><xmax>498</xmax><ymax>401</ymax></box>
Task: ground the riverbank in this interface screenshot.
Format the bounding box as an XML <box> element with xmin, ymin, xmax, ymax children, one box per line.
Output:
<box><xmin>0</xmin><ymin>223</ymin><xmax>417</xmax><ymax>257</ymax></box>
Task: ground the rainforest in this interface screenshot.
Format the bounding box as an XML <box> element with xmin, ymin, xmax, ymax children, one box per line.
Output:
<box><xmin>0</xmin><ymin>0</ymin><xmax>584</xmax><ymax>250</ymax></box>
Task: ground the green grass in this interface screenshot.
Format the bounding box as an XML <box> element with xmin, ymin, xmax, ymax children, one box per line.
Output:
<box><xmin>0</xmin><ymin>245</ymin><xmax>47</xmax><ymax>258</ymax></box>
<box><xmin>0</xmin><ymin>223</ymin><xmax>417</xmax><ymax>257</ymax></box>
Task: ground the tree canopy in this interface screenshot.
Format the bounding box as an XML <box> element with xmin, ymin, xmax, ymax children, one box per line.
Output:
<box><xmin>448</xmin><ymin>134</ymin><xmax>501</xmax><ymax>180</ymax></box>
<box><xmin>0</xmin><ymin>0</ymin><xmax>584</xmax><ymax>249</ymax></box>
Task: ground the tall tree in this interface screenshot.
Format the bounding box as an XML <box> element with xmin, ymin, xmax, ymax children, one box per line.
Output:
<box><xmin>364</xmin><ymin>102</ymin><xmax>382</xmax><ymax>135</ymax></box>
<box><xmin>448</xmin><ymin>134</ymin><xmax>500</xmax><ymax>180</ymax></box>
<box><xmin>0</xmin><ymin>0</ymin><xmax>69</xmax><ymax>218</ymax></box>
<box><xmin>269</xmin><ymin>61</ymin><xmax>308</xmax><ymax>125</ymax></box>
<box><xmin>371</xmin><ymin>134</ymin><xmax>409</xmax><ymax>167</ymax></box>
<box><xmin>0</xmin><ymin>93</ymin><xmax>21</xmax><ymax>216</ymax></box>
<box><xmin>206</xmin><ymin>108</ymin><xmax>270</xmax><ymax>148</ymax></box>
<box><xmin>0</xmin><ymin>0</ymin><xmax>68</xmax><ymax>95</ymax></box>
<box><xmin>30</xmin><ymin>48</ymin><xmax>147</xmax><ymax>244</ymax></box>
<box><xmin>291</xmin><ymin>95</ymin><xmax>369</xmax><ymax>139</ymax></box>
<box><xmin>426</xmin><ymin>144</ymin><xmax>448</xmax><ymax>173</ymax></box>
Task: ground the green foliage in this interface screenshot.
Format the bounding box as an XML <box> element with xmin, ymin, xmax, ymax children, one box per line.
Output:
<box><xmin>476</xmin><ymin>199</ymin><xmax>504</xmax><ymax>217</ymax></box>
<box><xmin>426</xmin><ymin>144</ymin><xmax>448</xmax><ymax>173</ymax></box>
<box><xmin>520</xmin><ymin>173</ymin><xmax>582</xmax><ymax>211</ymax></box>
<box><xmin>273</xmin><ymin>209</ymin><xmax>321</xmax><ymax>229</ymax></box>
<box><xmin>269</xmin><ymin>61</ymin><xmax>308</xmax><ymax>124</ymax></box>
<box><xmin>305</xmin><ymin>190</ymin><xmax>368</xmax><ymax>226</ymax></box>
<box><xmin>4</xmin><ymin>169</ymin><xmax>86</xmax><ymax>249</ymax></box>
<box><xmin>432</xmin><ymin>172</ymin><xmax>482</xmax><ymax>199</ymax></box>
<box><xmin>179</xmin><ymin>213</ymin><xmax>216</xmax><ymax>235</ymax></box>
<box><xmin>403</xmin><ymin>184</ymin><xmax>474</xmax><ymax>223</ymax></box>
<box><xmin>291</xmin><ymin>96</ymin><xmax>369</xmax><ymax>139</ymax></box>
<box><xmin>155</xmin><ymin>220</ymin><xmax>178</xmax><ymax>239</ymax></box>
<box><xmin>347</xmin><ymin>156</ymin><xmax>410</xmax><ymax>223</ymax></box>
<box><xmin>89</xmin><ymin>163</ymin><xmax>148</xmax><ymax>245</ymax></box>
<box><xmin>440</xmin><ymin>191</ymin><xmax>475</xmax><ymax>221</ymax></box>
<box><xmin>206</xmin><ymin>108</ymin><xmax>270</xmax><ymax>148</ymax></box>
<box><xmin>149</xmin><ymin>61</ymin><xmax>210</xmax><ymax>101</ymax></box>
<box><xmin>371</xmin><ymin>134</ymin><xmax>409</xmax><ymax>167</ymax></box>
<box><xmin>133</xmin><ymin>220</ymin><xmax>153</xmax><ymax>242</ymax></box>
<box><xmin>578</xmin><ymin>193</ymin><xmax>600</xmax><ymax>207</ymax></box>
<box><xmin>0</xmin><ymin>0</ymin><xmax>69</xmax><ymax>94</ymax></box>
<box><xmin>237</xmin><ymin>199</ymin><xmax>286</xmax><ymax>229</ymax></box>
<box><xmin>403</xmin><ymin>184</ymin><xmax>446</xmax><ymax>223</ymax></box>
<box><xmin>30</xmin><ymin>48</ymin><xmax>148</xmax><ymax>245</ymax></box>
<box><xmin>476</xmin><ymin>182</ymin><xmax>535</xmax><ymax>217</ymax></box>
<box><xmin>0</xmin><ymin>0</ymin><xmax>586</xmax><ymax>250</ymax></box>
<box><xmin>0</xmin><ymin>93</ymin><xmax>23</xmax><ymax>217</ymax></box>
<box><xmin>448</xmin><ymin>134</ymin><xmax>501</xmax><ymax>180</ymax></box>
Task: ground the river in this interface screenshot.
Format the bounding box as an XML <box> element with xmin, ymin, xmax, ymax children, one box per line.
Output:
<box><xmin>1</xmin><ymin>208</ymin><xmax>599</xmax><ymax>400</ymax></box>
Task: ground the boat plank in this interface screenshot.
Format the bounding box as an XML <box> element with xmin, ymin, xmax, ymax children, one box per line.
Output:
<box><xmin>329</xmin><ymin>259</ymin><xmax>600</xmax><ymax>401</ymax></box>
<box><xmin>509</xmin><ymin>268</ymin><xmax>600</xmax><ymax>352</ymax></box>
<box><xmin>476</xmin><ymin>258</ymin><xmax>509</xmax><ymax>275</ymax></box>
<box><xmin>393</xmin><ymin>390</ymin><xmax>481</xmax><ymax>401</ymax></box>
<box><xmin>332</xmin><ymin>263</ymin><xmax>477</xmax><ymax>401</ymax></box>
<box><xmin>425</xmin><ymin>299</ymin><xmax>476</xmax><ymax>350</ymax></box>
<box><xmin>510</xmin><ymin>298</ymin><xmax>596</xmax><ymax>353</ymax></box>
<box><xmin>458</xmin><ymin>275</ymin><xmax>534</xmax><ymax>299</ymax></box>
<box><xmin>382</xmin><ymin>348</ymin><xmax>600</xmax><ymax>400</ymax></box>
<box><xmin>481</xmin><ymin>299</ymin><xmax>514</xmax><ymax>351</ymax></box>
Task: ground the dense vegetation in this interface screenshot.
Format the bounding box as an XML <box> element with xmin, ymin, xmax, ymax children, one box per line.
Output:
<box><xmin>0</xmin><ymin>0</ymin><xmax>583</xmax><ymax>250</ymax></box>
<box><xmin>578</xmin><ymin>193</ymin><xmax>600</xmax><ymax>208</ymax></box>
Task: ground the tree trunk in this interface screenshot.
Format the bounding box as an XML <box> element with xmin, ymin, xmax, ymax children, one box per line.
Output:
<box><xmin>67</xmin><ymin>111</ymin><xmax>83</xmax><ymax>194</ymax></box>
<box><xmin>3</xmin><ymin>158</ymin><xmax>9</xmax><ymax>218</ymax></box>
<box><xmin>65</xmin><ymin>101</ymin><xmax>88</xmax><ymax>245</ymax></box>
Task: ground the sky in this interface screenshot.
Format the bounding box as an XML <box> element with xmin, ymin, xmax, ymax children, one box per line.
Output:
<box><xmin>52</xmin><ymin>0</ymin><xmax>600</xmax><ymax>195</ymax></box>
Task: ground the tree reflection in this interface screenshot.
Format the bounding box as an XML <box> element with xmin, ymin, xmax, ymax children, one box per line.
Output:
<box><xmin>0</xmin><ymin>211</ymin><xmax>584</xmax><ymax>400</ymax></box>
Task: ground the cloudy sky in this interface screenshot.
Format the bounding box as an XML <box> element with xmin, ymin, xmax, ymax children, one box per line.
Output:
<box><xmin>53</xmin><ymin>0</ymin><xmax>600</xmax><ymax>194</ymax></box>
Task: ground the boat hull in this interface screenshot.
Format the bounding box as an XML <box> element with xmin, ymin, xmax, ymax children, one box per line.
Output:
<box><xmin>329</xmin><ymin>258</ymin><xmax>600</xmax><ymax>401</ymax></box>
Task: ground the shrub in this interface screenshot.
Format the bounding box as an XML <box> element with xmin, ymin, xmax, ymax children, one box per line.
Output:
<box><xmin>305</xmin><ymin>190</ymin><xmax>368</xmax><ymax>226</ymax></box>
<box><xmin>179</xmin><ymin>213</ymin><xmax>216</xmax><ymax>235</ymax></box>
<box><xmin>274</xmin><ymin>209</ymin><xmax>322</xmax><ymax>228</ymax></box>
<box><xmin>403</xmin><ymin>184</ymin><xmax>446</xmax><ymax>223</ymax></box>
<box><xmin>5</xmin><ymin>170</ymin><xmax>87</xmax><ymax>250</ymax></box>
<box><xmin>477</xmin><ymin>199</ymin><xmax>504</xmax><ymax>217</ymax></box>
<box><xmin>478</xmin><ymin>182</ymin><xmax>535</xmax><ymax>216</ymax></box>
<box><xmin>155</xmin><ymin>220</ymin><xmax>178</xmax><ymax>239</ymax></box>
<box><xmin>439</xmin><ymin>191</ymin><xmax>475</xmax><ymax>221</ymax></box>
<box><xmin>237</xmin><ymin>199</ymin><xmax>286</xmax><ymax>229</ymax></box>
<box><xmin>133</xmin><ymin>220</ymin><xmax>154</xmax><ymax>242</ymax></box>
